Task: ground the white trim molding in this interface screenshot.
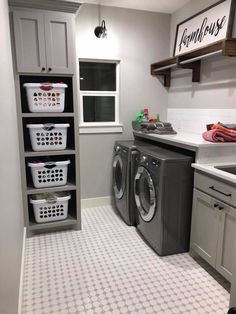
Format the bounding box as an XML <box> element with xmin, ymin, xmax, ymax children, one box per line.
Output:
<box><xmin>18</xmin><ymin>227</ymin><xmax>27</xmax><ymax>314</ymax></box>
<box><xmin>81</xmin><ymin>196</ymin><xmax>114</xmax><ymax>208</ymax></box>
<box><xmin>9</xmin><ymin>0</ymin><xmax>81</xmax><ymax>13</ymax></box>
<box><xmin>79</xmin><ymin>59</ymin><xmax>121</xmax><ymax>131</ymax></box>
<box><xmin>79</xmin><ymin>124</ymin><xmax>123</xmax><ymax>134</ymax></box>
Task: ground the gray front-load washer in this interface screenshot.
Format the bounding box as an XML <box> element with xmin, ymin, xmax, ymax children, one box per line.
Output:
<box><xmin>112</xmin><ymin>140</ymin><xmax>138</xmax><ymax>226</ymax></box>
<box><xmin>134</xmin><ymin>145</ymin><xmax>193</xmax><ymax>256</ymax></box>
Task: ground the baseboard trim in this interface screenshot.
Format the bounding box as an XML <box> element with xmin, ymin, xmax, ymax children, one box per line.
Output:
<box><xmin>18</xmin><ymin>227</ymin><xmax>26</xmax><ymax>314</ymax></box>
<box><xmin>81</xmin><ymin>196</ymin><xmax>114</xmax><ymax>208</ymax></box>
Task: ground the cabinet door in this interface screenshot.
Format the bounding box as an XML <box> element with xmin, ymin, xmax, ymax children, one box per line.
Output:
<box><xmin>230</xmin><ymin>241</ymin><xmax>236</xmax><ymax>307</ymax></box>
<box><xmin>44</xmin><ymin>12</ymin><xmax>74</xmax><ymax>74</ymax></box>
<box><xmin>13</xmin><ymin>11</ymin><xmax>46</xmax><ymax>73</ymax></box>
<box><xmin>190</xmin><ymin>189</ymin><xmax>219</xmax><ymax>267</ymax></box>
<box><xmin>216</xmin><ymin>204</ymin><xmax>236</xmax><ymax>282</ymax></box>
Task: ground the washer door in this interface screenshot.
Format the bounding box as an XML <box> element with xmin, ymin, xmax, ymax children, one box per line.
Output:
<box><xmin>134</xmin><ymin>166</ymin><xmax>156</xmax><ymax>222</ymax></box>
<box><xmin>113</xmin><ymin>155</ymin><xmax>126</xmax><ymax>199</ymax></box>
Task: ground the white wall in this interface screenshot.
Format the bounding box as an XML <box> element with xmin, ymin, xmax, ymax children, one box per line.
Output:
<box><xmin>168</xmin><ymin>0</ymin><xmax>236</xmax><ymax>131</ymax></box>
<box><xmin>76</xmin><ymin>4</ymin><xmax>170</xmax><ymax>199</ymax></box>
<box><xmin>0</xmin><ymin>1</ymin><xmax>24</xmax><ymax>313</ymax></box>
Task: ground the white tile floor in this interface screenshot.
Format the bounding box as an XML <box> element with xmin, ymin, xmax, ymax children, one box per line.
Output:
<box><xmin>22</xmin><ymin>206</ymin><xmax>230</xmax><ymax>314</ymax></box>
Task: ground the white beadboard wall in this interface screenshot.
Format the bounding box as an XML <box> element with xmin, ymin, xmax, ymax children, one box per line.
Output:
<box><xmin>167</xmin><ymin>108</ymin><xmax>236</xmax><ymax>134</ymax></box>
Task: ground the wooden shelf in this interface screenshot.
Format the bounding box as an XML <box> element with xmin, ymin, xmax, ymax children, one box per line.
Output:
<box><xmin>29</xmin><ymin>215</ymin><xmax>77</xmax><ymax>231</ymax></box>
<box><xmin>24</xmin><ymin>149</ymin><xmax>76</xmax><ymax>157</ymax></box>
<box><xmin>22</xmin><ymin>112</ymin><xmax>74</xmax><ymax>118</ymax></box>
<box><xmin>151</xmin><ymin>39</ymin><xmax>236</xmax><ymax>87</ymax></box>
<box><xmin>27</xmin><ymin>183</ymin><xmax>76</xmax><ymax>195</ymax></box>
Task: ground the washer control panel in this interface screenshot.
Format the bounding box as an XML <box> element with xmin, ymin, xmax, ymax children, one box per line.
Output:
<box><xmin>151</xmin><ymin>158</ymin><xmax>159</xmax><ymax>167</ymax></box>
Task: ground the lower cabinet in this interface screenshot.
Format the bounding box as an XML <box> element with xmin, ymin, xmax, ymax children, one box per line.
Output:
<box><xmin>216</xmin><ymin>204</ymin><xmax>236</xmax><ymax>281</ymax></box>
<box><xmin>191</xmin><ymin>189</ymin><xmax>219</xmax><ymax>267</ymax></box>
<box><xmin>191</xmin><ymin>188</ymin><xmax>236</xmax><ymax>282</ymax></box>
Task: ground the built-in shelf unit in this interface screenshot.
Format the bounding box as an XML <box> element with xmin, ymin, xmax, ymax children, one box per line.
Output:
<box><xmin>10</xmin><ymin>1</ymin><xmax>81</xmax><ymax>236</ymax></box>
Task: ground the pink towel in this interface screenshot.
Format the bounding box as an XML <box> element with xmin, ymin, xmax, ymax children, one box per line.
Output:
<box><xmin>202</xmin><ymin>129</ymin><xmax>236</xmax><ymax>142</ymax></box>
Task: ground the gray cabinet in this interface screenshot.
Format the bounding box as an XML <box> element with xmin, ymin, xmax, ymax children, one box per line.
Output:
<box><xmin>13</xmin><ymin>10</ymin><xmax>74</xmax><ymax>74</ymax></box>
<box><xmin>216</xmin><ymin>204</ymin><xmax>236</xmax><ymax>281</ymax></box>
<box><xmin>191</xmin><ymin>189</ymin><xmax>219</xmax><ymax>267</ymax></box>
<box><xmin>13</xmin><ymin>11</ymin><xmax>46</xmax><ymax>73</ymax></box>
<box><xmin>191</xmin><ymin>172</ymin><xmax>236</xmax><ymax>282</ymax></box>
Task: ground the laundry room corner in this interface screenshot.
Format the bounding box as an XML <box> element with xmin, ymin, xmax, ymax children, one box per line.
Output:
<box><xmin>0</xmin><ymin>0</ymin><xmax>25</xmax><ymax>313</ymax></box>
<box><xmin>75</xmin><ymin>3</ymin><xmax>170</xmax><ymax>204</ymax></box>
<box><xmin>3</xmin><ymin>0</ymin><xmax>236</xmax><ymax>313</ymax></box>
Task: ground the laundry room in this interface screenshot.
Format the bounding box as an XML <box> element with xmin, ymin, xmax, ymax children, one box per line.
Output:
<box><xmin>1</xmin><ymin>0</ymin><xmax>236</xmax><ymax>313</ymax></box>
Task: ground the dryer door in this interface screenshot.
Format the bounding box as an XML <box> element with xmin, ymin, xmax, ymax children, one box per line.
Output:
<box><xmin>113</xmin><ymin>154</ymin><xmax>126</xmax><ymax>199</ymax></box>
<box><xmin>134</xmin><ymin>166</ymin><xmax>156</xmax><ymax>222</ymax></box>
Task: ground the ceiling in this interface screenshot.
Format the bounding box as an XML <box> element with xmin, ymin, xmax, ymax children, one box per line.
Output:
<box><xmin>81</xmin><ymin>0</ymin><xmax>191</xmax><ymax>14</ymax></box>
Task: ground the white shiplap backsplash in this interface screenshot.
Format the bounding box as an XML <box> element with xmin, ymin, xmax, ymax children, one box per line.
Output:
<box><xmin>167</xmin><ymin>109</ymin><xmax>236</xmax><ymax>134</ymax></box>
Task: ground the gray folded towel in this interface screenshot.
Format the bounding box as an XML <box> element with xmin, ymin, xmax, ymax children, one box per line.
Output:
<box><xmin>138</xmin><ymin>121</ymin><xmax>177</xmax><ymax>135</ymax></box>
<box><xmin>156</xmin><ymin>122</ymin><xmax>172</xmax><ymax>127</ymax></box>
<box><xmin>151</xmin><ymin>129</ymin><xmax>177</xmax><ymax>135</ymax></box>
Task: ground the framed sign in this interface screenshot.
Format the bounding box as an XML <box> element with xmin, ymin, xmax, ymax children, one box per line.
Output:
<box><xmin>173</xmin><ymin>0</ymin><xmax>235</xmax><ymax>56</ymax></box>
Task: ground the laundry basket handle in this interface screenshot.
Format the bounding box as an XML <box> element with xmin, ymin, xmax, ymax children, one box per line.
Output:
<box><xmin>44</xmin><ymin>162</ymin><xmax>56</xmax><ymax>169</ymax></box>
<box><xmin>46</xmin><ymin>195</ymin><xmax>57</xmax><ymax>204</ymax></box>
<box><xmin>40</xmin><ymin>83</ymin><xmax>53</xmax><ymax>91</ymax></box>
<box><xmin>43</xmin><ymin>123</ymin><xmax>55</xmax><ymax>131</ymax></box>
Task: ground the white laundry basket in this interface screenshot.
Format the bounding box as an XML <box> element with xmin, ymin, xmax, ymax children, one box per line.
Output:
<box><xmin>27</xmin><ymin>123</ymin><xmax>69</xmax><ymax>151</ymax></box>
<box><xmin>28</xmin><ymin>160</ymin><xmax>70</xmax><ymax>188</ymax></box>
<box><xmin>24</xmin><ymin>83</ymin><xmax>68</xmax><ymax>112</ymax></box>
<box><xmin>30</xmin><ymin>192</ymin><xmax>71</xmax><ymax>223</ymax></box>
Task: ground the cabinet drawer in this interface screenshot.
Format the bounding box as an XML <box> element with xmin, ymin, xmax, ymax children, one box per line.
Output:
<box><xmin>194</xmin><ymin>172</ymin><xmax>236</xmax><ymax>207</ymax></box>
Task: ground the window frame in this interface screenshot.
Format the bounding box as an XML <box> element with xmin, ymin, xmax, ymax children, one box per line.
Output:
<box><xmin>79</xmin><ymin>59</ymin><xmax>122</xmax><ymax>134</ymax></box>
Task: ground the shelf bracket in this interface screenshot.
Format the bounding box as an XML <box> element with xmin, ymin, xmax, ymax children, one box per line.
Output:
<box><xmin>222</xmin><ymin>39</ymin><xmax>236</xmax><ymax>56</ymax></box>
<box><xmin>178</xmin><ymin>60</ymin><xmax>201</xmax><ymax>83</ymax></box>
<box><xmin>152</xmin><ymin>68</ymin><xmax>171</xmax><ymax>87</ymax></box>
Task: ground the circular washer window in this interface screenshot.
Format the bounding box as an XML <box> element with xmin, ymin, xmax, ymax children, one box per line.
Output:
<box><xmin>113</xmin><ymin>155</ymin><xmax>126</xmax><ymax>199</ymax></box>
<box><xmin>134</xmin><ymin>166</ymin><xmax>156</xmax><ymax>222</ymax></box>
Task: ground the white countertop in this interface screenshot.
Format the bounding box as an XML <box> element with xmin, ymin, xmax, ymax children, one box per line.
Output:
<box><xmin>192</xmin><ymin>163</ymin><xmax>236</xmax><ymax>185</ymax></box>
<box><xmin>134</xmin><ymin>131</ymin><xmax>236</xmax><ymax>181</ymax></box>
<box><xmin>134</xmin><ymin>131</ymin><xmax>236</xmax><ymax>149</ymax></box>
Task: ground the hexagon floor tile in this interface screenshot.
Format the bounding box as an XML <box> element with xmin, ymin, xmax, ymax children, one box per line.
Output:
<box><xmin>22</xmin><ymin>206</ymin><xmax>230</xmax><ymax>314</ymax></box>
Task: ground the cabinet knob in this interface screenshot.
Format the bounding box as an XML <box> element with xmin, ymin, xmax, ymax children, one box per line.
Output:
<box><xmin>48</xmin><ymin>67</ymin><xmax>52</xmax><ymax>72</ymax></box>
<box><xmin>41</xmin><ymin>67</ymin><xmax>45</xmax><ymax>71</ymax></box>
<box><xmin>218</xmin><ymin>206</ymin><xmax>224</xmax><ymax>211</ymax></box>
<box><xmin>214</xmin><ymin>203</ymin><xmax>218</xmax><ymax>208</ymax></box>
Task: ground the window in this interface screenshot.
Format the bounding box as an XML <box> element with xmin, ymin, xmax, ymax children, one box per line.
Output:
<box><xmin>79</xmin><ymin>60</ymin><xmax>122</xmax><ymax>134</ymax></box>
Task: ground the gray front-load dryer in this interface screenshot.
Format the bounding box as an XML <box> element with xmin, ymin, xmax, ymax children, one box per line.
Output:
<box><xmin>134</xmin><ymin>145</ymin><xmax>193</xmax><ymax>256</ymax></box>
<box><xmin>112</xmin><ymin>140</ymin><xmax>138</xmax><ymax>226</ymax></box>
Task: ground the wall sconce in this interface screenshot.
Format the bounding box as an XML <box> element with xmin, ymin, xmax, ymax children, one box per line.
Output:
<box><xmin>94</xmin><ymin>20</ymin><xmax>107</xmax><ymax>38</ymax></box>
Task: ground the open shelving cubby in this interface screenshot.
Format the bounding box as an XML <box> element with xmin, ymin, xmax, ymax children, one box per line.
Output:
<box><xmin>27</xmin><ymin>189</ymin><xmax>78</xmax><ymax>232</ymax></box>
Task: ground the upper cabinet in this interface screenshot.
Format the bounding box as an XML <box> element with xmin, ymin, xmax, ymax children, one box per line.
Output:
<box><xmin>13</xmin><ymin>10</ymin><xmax>75</xmax><ymax>74</ymax></box>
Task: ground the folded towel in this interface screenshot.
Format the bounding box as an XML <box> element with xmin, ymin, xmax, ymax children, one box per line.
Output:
<box><xmin>211</xmin><ymin>124</ymin><xmax>236</xmax><ymax>135</ymax></box>
<box><xmin>138</xmin><ymin>121</ymin><xmax>177</xmax><ymax>135</ymax></box>
<box><xmin>202</xmin><ymin>129</ymin><xmax>236</xmax><ymax>142</ymax></box>
<box><xmin>155</xmin><ymin>126</ymin><xmax>174</xmax><ymax>131</ymax></box>
<box><xmin>156</xmin><ymin>122</ymin><xmax>172</xmax><ymax>127</ymax></box>
<box><xmin>151</xmin><ymin>129</ymin><xmax>177</xmax><ymax>135</ymax></box>
<box><xmin>206</xmin><ymin>122</ymin><xmax>236</xmax><ymax>132</ymax></box>
<box><xmin>218</xmin><ymin>122</ymin><xmax>236</xmax><ymax>130</ymax></box>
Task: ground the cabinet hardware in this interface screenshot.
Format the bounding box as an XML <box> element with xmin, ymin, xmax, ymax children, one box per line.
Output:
<box><xmin>214</xmin><ymin>203</ymin><xmax>219</xmax><ymax>208</ymax></box>
<box><xmin>48</xmin><ymin>67</ymin><xmax>52</xmax><ymax>72</ymax></box>
<box><xmin>41</xmin><ymin>67</ymin><xmax>45</xmax><ymax>71</ymax></box>
<box><xmin>218</xmin><ymin>206</ymin><xmax>224</xmax><ymax>210</ymax></box>
<box><xmin>209</xmin><ymin>186</ymin><xmax>232</xmax><ymax>197</ymax></box>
